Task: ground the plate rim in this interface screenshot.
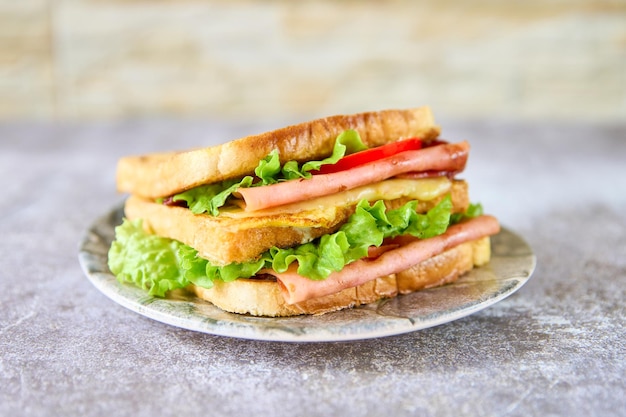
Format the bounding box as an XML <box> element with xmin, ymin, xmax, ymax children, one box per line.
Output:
<box><xmin>78</xmin><ymin>203</ymin><xmax>536</xmax><ymax>342</ymax></box>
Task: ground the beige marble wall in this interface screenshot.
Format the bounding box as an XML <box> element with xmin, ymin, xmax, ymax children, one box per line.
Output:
<box><xmin>1</xmin><ymin>0</ymin><xmax>625</xmax><ymax>122</ymax></box>
<box><xmin>0</xmin><ymin>0</ymin><xmax>54</xmax><ymax>119</ymax></box>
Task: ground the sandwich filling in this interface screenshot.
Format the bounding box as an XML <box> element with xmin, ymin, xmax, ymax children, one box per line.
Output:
<box><xmin>159</xmin><ymin>130</ymin><xmax>467</xmax><ymax>216</ymax></box>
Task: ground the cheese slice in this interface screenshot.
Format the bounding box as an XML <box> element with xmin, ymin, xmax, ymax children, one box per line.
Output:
<box><xmin>219</xmin><ymin>177</ymin><xmax>452</xmax><ymax>220</ymax></box>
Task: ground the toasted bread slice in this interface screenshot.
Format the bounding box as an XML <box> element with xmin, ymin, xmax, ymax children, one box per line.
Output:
<box><xmin>123</xmin><ymin>179</ymin><xmax>469</xmax><ymax>265</ymax></box>
<box><xmin>116</xmin><ymin>107</ymin><xmax>440</xmax><ymax>199</ymax></box>
<box><xmin>192</xmin><ymin>236</ymin><xmax>491</xmax><ymax>316</ymax></box>
<box><xmin>125</xmin><ymin>194</ymin><xmax>354</xmax><ymax>266</ymax></box>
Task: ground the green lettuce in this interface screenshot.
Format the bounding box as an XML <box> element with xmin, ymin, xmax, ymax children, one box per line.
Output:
<box><xmin>256</xmin><ymin>129</ymin><xmax>368</xmax><ymax>183</ymax></box>
<box><xmin>108</xmin><ymin>196</ymin><xmax>459</xmax><ymax>295</ymax></box>
<box><xmin>172</xmin><ymin>176</ymin><xmax>254</xmax><ymax>216</ymax></box>
<box><xmin>166</xmin><ymin>129</ymin><xmax>368</xmax><ymax>215</ymax></box>
<box><xmin>450</xmin><ymin>202</ymin><xmax>483</xmax><ymax>224</ymax></box>
<box><xmin>108</xmin><ymin>219</ymin><xmax>189</xmax><ymax>297</ymax></box>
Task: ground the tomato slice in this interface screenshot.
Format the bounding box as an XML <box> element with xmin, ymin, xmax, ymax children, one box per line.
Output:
<box><xmin>312</xmin><ymin>137</ymin><xmax>423</xmax><ymax>175</ymax></box>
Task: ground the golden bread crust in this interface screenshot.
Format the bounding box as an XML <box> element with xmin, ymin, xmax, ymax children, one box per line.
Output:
<box><xmin>192</xmin><ymin>237</ymin><xmax>490</xmax><ymax>317</ymax></box>
<box><xmin>116</xmin><ymin>107</ymin><xmax>440</xmax><ymax>199</ymax></box>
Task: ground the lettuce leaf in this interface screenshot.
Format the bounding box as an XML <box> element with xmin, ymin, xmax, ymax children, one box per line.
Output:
<box><xmin>169</xmin><ymin>129</ymin><xmax>369</xmax><ymax>214</ymax></box>
<box><xmin>450</xmin><ymin>202</ymin><xmax>483</xmax><ymax>224</ymax></box>
<box><xmin>172</xmin><ymin>176</ymin><xmax>254</xmax><ymax>216</ymax></box>
<box><xmin>300</xmin><ymin>129</ymin><xmax>368</xmax><ymax>176</ymax></box>
<box><xmin>108</xmin><ymin>219</ymin><xmax>189</xmax><ymax>297</ymax></box>
<box><xmin>108</xmin><ymin>196</ymin><xmax>456</xmax><ymax>294</ymax></box>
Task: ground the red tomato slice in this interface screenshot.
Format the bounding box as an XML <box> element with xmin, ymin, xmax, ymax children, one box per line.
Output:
<box><xmin>312</xmin><ymin>137</ymin><xmax>423</xmax><ymax>175</ymax></box>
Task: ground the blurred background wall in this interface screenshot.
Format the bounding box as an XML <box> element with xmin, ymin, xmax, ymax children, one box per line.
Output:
<box><xmin>1</xmin><ymin>0</ymin><xmax>625</xmax><ymax>124</ymax></box>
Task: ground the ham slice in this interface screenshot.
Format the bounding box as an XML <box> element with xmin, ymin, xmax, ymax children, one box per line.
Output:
<box><xmin>266</xmin><ymin>215</ymin><xmax>500</xmax><ymax>304</ymax></box>
<box><xmin>238</xmin><ymin>141</ymin><xmax>470</xmax><ymax>212</ymax></box>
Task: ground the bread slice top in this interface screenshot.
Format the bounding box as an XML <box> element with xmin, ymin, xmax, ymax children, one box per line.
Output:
<box><xmin>116</xmin><ymin>107</ymin><xmax>440</xmax><ymax>199</ymax></box>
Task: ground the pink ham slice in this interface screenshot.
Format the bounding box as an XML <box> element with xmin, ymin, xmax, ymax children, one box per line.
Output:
<box><xmin>265</xmin><ymin>215</ymin><xmax>500</xmax><ymax>304</ymax></box>
<box><xmin>238</xmin><ymin>141</ymin><xmax>470</xmax><ymax>212</ymax></box>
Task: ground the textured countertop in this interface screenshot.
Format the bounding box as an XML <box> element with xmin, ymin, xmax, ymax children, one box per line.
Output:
<box><xmin>1</xmin><ymin>118</ymin><xmax>624</xmax><ymax>417</ymax></box>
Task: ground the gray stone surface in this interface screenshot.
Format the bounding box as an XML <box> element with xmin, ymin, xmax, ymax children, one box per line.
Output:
<box><xmin>1</xmin><ymin>118</ymin><xmax>624</xmax><ymax>417</ymax></box>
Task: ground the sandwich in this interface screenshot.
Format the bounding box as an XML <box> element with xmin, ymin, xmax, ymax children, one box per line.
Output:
<box><xmin>108</xmin><ymin>106</ymin><xmax>500</xmax><ymax>316</ymax></box>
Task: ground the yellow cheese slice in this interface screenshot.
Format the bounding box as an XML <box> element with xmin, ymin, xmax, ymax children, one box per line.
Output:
<box><xmin>219</xmin><ymin>177</ymin><xmax>451</xmax><ymax>221</ymax></box>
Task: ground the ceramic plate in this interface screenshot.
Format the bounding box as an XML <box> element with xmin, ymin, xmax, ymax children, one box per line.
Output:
<box><xmin>79</xmin><ymin>204</ymin><xmax>536</xmax><ymax>342</ymax></box>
